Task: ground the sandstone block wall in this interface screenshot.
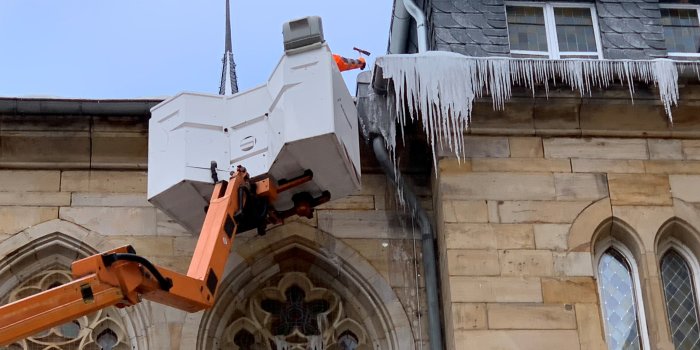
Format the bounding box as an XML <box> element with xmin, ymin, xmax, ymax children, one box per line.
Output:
<box><xmin>437</xmin><ymin>135</ymin><xmax>700</xmax><ymax>350</ymax></box>
<box><xmin>0</xmin><ymin>166</ymin><xmax>432</xmax><ymax>348</ymax></box>
<box><xmin>0</xmin><ymin>111</ymin><xmax>430</xmax><ymax>349</ymax></box>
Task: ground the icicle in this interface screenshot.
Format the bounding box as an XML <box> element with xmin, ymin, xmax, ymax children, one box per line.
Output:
<box><xmin>652</xmin><ymin>59</ymin><xmax>679</xmax><ymax>123</ymax></box>
<box><xmin>307</xmin><ymin>335</ymin><xmax>324</xmax><ymax>350</ymax></box>
<box><xmin>273</xmin><ymin>336</ymin><xmax>290</xmax><ymax>350</ymax></box>
<box><xmin>375</xmin><ymin>53</ymin><xmax>700</xmax><ymax>169</ymax></box>
<box><xmin>377</xmin><ymin>52</ymin><xmax>482</xmax><ymax>171</ymax></box>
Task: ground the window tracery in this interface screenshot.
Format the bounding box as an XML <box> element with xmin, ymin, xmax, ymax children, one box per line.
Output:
<box><xmin>222</xmin><ymin>272</ymin><xmax>369</xmax><ymax>350</ymax></box>
<box><xmin>0</xmin><ymin>267</ymin><xmax>131</xmax><ymax>350</ymax></box>
<box><xmin>336</xmin><ymin>331</ymin><xmax>359</xmax><ymax>350</ymax></box>
<box><xmin>261</xmin><ymin>285</ymin><xmax>331</xmax><ymax>336</ymax></box>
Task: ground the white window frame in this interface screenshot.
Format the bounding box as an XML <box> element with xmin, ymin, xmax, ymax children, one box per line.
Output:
<box><xmin>658</xmin><ymin>238</ymin><xmax>700</xmax><ymax>329</ymax></box>
<box><xmin>594</xmin><ymin>239</ymin><xmax>651</xmax><ymax>350</ymax></box>
<box><xmin>658</xmin><ymin>3</ymin><xmax>700</xmax><ymax>58</ymax></box>
<box><xmin>505</xmin><ymin>1</ymin><xmax>604</xmax><ymax>59</ymax></box>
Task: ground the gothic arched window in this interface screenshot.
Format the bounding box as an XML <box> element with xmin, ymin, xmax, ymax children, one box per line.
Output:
<box><xmin>660</xmin><ymin>247</ymin><xmax>700</xmax><ymax>349</ymax></box>
<box><xmin>219</xmin><ymin>272</ymin><xmax>369</xmax><ymax>350</ymax></box>
<box><xmin>597</xmin><ymin>246</ymin><xmax>648</xmax><ymax>350</ymax></box>
<box><xmin>1</xmin><ymin>267</ymin><xmax>131</xmax><ymax>350</ymax></box>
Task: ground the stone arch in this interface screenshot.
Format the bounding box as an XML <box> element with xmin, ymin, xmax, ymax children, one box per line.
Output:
<box><xmin>0</xmin><ymin>219</ymin><xmax>104</xmax><ymax>296</ymax></box>
<box><xmin>592</xmin><ymin>217</ymin><xmax>646</xmax><ymax>264</ymax></box>
<box><xmin>671</xmin><ymin>198</ymin><xmax>700</xmax><ymax>236</ymax></box>
<box><xmin>568</xmin><ymin>198</ymin><xmax>668</xmax><ymax>255</ymax></box>
<box><xmin>568</xmin><ymin>197</ymin><xmax>612</xmax><ymax>252</ymax></box>
<box><xmin>0</xmin><ymin>218</ymin><xmax>107</xmax><ymax>259</ymax></box>
<box><xmin>655</xmin><ymin>218</ymin><xmax>700</xmax><ymax>260</ymax></box>
<box><xmin>0</xmin><ymin>219</ymin><xmax>149</xmax><ymax>349</ymax></box>
<box><xmin>196</xmin><ymin>221</ymin><xmax>415</xmax><ymax>350</ymax></box>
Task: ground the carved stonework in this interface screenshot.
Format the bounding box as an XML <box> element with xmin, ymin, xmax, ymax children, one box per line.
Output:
<box><xmin>221</xmin><ymin>272</ymin><xmax>369</xmax><ymax>350</ymax></box>
<box><xmin>2</xmin><ymin>267</ymin><xmax>131</xmax><ymax>350</ymax></box>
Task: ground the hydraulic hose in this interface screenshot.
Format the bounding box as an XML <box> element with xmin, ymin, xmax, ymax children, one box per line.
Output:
<box><xmin>102</xmin><ymin>253</ymin><xmax>173</xmax><ymax>291</ymax></box>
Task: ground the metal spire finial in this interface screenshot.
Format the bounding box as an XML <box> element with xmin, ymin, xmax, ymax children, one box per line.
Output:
<box><xmin>224</xmin><ymin>0</ymin><xmax>232</xmax><ymax>53</ymax></box>
<box><xmin>219</xmin><ymin>0</ymin><xmax>239</xmax><ymax>95</ymax></box>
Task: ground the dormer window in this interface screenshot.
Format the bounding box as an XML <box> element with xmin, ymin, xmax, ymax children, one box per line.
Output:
<box><xmin>506</xmin><ymin>2</ymin><xmax>603</xmax><ymax>59</ymax></box>
<box><xmin>660</xmin><ymin>5</ymin><xmax>700</xmax><ymax>57</ymax></box>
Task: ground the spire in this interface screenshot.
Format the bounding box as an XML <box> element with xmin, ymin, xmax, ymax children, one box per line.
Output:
<box><xmin>219</xmin><ymin>0</ymin><xmax>239</xmax><ymax>95</ymax></box>
<box><xmin>224</xmin><ymin>0</ymin><xmax>232</xmax><ymax>53</ymax></box>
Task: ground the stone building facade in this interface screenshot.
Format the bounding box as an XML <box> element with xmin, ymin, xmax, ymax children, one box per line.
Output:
<box><xmin>383</xmin><ymin>0</ymin><xmax>700</xmax><ymax>349</ymax></box>
<box><xmin>3</xmin><ymin>1</ymin><xmax>700</xmax><ymax>350</ymax></box>
<box><xmin>435</xmin><ymin>117</ymin><xmax>700</xmax><ymax>349</ymax></box>
<box><xmin>0</xmin><ymin>98</ymin><xmax>432</xmax><ymax>349</ymax></box>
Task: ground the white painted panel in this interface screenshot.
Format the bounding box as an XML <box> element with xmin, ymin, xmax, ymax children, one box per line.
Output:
<box><xmin>148</xmin><ymin>43</ymin><xmax>361</xmax><ymax>233</ymax></box>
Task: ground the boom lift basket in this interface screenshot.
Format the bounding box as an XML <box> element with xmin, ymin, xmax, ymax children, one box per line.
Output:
<box><xmin>148</xmin><ymin>17</ymin><xmax>361</xmax><ymax>233</ymax></box>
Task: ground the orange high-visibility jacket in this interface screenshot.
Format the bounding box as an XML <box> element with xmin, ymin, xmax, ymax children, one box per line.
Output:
<box><xmin>333</xmin><ymin>54</ymin><xmax>366</xmax><ymax>72</ymax></box>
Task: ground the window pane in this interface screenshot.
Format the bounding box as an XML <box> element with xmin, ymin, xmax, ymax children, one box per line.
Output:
<box><xmin>661</xmin><ymin>250</ymin><xmax>700</xmax><ymax>350</ymax></box>
<box><xmin>233</xmin><ymin>329</ymin><xmax>256</xmax><ymax>350</ymax></box>
<box><xmin>554</xmin><ymin>7</ymin><xmax>597</xmax><ymax>53</ymax></box>
<box><xmin>661</xmin><ymin>8</ymin><xmax>700</xmax><ymax>53</ymax></box>
<box><xmin>599</xmin><ymin>249</ymin><xmax>642</xmax><ymax>350</ymax></box>
<box><xmin>506</xmin><ymin>6</ymin><xmax>548</xmax><ymax>52</ymax></box>
<box><xmin>338</xmin><ymin>331</ymin><xmax>359</xmax><ymax>350</ymax></box>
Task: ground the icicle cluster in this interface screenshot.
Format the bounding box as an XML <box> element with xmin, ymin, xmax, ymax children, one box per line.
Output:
<box><xmin>375</xmin><ymin>52</ymin><xmax>700</xmax><ymax>167</ymax></box>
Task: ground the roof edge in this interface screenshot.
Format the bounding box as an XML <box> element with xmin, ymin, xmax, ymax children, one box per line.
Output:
<box><xmin>0</xmin><ymin>97</ymin><xmax>165</xmax><ymax>116</ymax></box>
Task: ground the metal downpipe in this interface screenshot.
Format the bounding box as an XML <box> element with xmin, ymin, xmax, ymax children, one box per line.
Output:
<box><xmin>371</xmin><ymin>136</ymin><xmax>444</xmax><ymax>350</ymax></box>
<box><xmin>402</xmin><ymin>0</ymin><xmax>429</xmax><ymax>53</ymax></box>
<box><xmin>389</xmin><ymin>0</ymin><xmax>429</xmax><ymax>54</ymax></box>
<box><xmin>388</xmin><ymin>0</ymin><xmax>410</xmax><ymax>54</ymax></box>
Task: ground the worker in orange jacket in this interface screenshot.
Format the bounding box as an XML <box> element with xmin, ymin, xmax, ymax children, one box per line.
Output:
<box><xmin>333</xmin><ymin>47</ymin><xmax>370</xmax><ymax>72</ymax></box>
<box><xmin>333</xmin><ymin>54</ymin><xmax>366</xmax><ymax>72</ymax></box>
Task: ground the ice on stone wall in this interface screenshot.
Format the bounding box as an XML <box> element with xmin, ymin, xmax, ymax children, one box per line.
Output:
<box><xmin>374</xmin><ymin>52</ymin><xmax>700</xmax><ymax>167</ymax></box>
<box><xmin>272</xmin><ymin>336</ymin><xmax>290</xmax><ymax>350</ymax></box>
<box><xmin>307</xmin><ymin>335</ymin><xmax>324</xmax><ymax>350</ymax></box>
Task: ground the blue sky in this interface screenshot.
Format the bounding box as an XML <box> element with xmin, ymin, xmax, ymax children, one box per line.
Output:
<box><xmin>0</xmin><ymin>1</ymin><xmax>393</xmax><ymax>98</ymax></box>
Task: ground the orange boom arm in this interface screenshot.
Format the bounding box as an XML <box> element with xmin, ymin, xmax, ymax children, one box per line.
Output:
<box><xmin>0</xmin><ymin>167</ymin><xmax>326</xmax><ymax>345</ymax></box>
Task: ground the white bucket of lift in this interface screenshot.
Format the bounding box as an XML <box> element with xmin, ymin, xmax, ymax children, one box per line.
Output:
<box><xmin>147</xmin><ymin>18</ymin><xmax>361</xmax><ymax>234</ymax></box>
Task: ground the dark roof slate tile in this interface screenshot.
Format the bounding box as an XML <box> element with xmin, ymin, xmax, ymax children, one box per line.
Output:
<box><xmin>426</xmin><ymin>0</ymin><xmax>671</xmax><ymax>59</ymax></box>
<box><xmin>431</xmin><ymin>0</ymin><xmax>460</xmax><ymax>13</ymax></box>
<box><xmin>451</xmin><ymin>13</ymin><xmax>491</xmax><ymax>29</ymax></box>
<box><xmin>429</xmin><ymin>0</ymin><xmax>509</xmax><ymax>56</ymax></box>
<box><xmin>432</xmin><ymin>12</ymin><xmax>462</xmax><ymax>28</ymax></box>
<box><xmin>595</xmin><ymin>1</ymin><xmax>668</xmax><ymax>57</ymax></box>
<box><xmin>452</xmin><ymin>0</ymin><xmax>481</xmax><ymax>13</ymax></box>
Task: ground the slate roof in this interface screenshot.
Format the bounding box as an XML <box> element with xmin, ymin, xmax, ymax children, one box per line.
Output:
<box><xmin>420</xmin><ymin>0</ymin><xmax>674</xmax><ymax>59</ymax></box>
<box><xmin>596</xmin><ymin>0</ymin><xmax>667</xmax><ymax>59</ymax></box>
<box><xmin>430</xmin><ymin>0</ymin><xmax>511</xmax><ymax>56</ymax></box>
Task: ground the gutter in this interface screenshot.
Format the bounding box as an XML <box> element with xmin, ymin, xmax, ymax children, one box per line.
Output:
<box><xmin>0</xmin><ymin>97</ymin><xmax>163</xmax><ymax>116</ymax></box>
